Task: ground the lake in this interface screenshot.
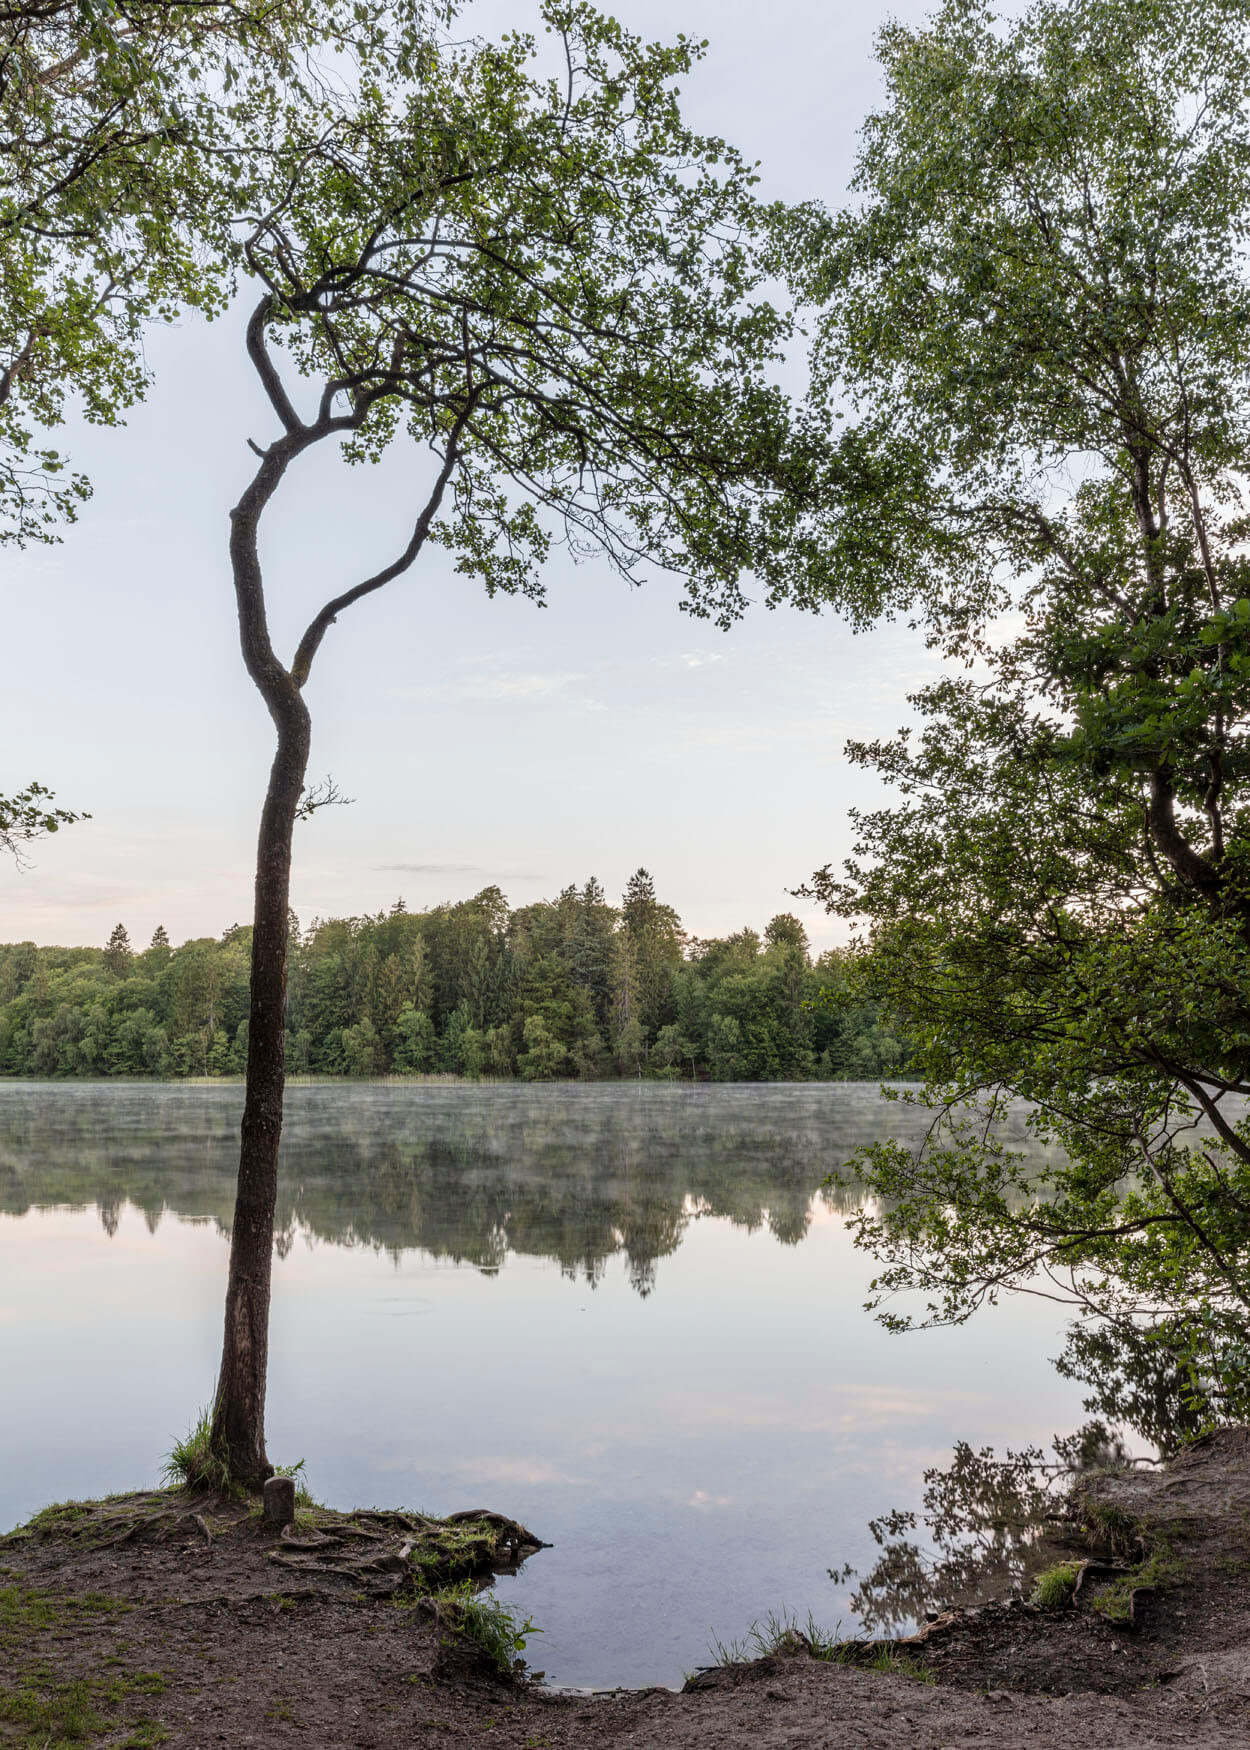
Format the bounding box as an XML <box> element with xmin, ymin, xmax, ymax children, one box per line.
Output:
<box><xmin>0</xmin><ymin>1080</ymin><xmax>1089</xmax><ymax>1688</ymax></box>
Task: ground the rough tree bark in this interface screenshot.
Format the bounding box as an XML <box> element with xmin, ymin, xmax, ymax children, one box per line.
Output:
<box><xmin>208</xmin><ymin>306</ymin><xmax>466</xmax><ymax>1483</ymax></box>
<box><xmin>211</xmin><ymin>433</ymin><xmax>313</xmax><ymax>1484</ymax></box>
<box><xmin>211</xmin><ymin>721</ymin><xmax>310</xmax><ymax>1482</ymax></box>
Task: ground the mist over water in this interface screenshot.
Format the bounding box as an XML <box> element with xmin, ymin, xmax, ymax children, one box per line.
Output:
<box><xmin>0</xmin><ymin>1081</ymin><xmax>1086</xmax><ymax>1688</ymax></box>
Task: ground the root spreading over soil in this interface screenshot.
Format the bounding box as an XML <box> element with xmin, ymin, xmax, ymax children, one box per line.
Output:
<box><xmin>6</xmin><ymin>1431</ymin><xmax>1250</xmax><ymax>1747</ymax></box>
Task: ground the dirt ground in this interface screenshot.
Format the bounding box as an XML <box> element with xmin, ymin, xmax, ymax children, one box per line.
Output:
<box><xmin>6</xmin><ymin>1430</ymin><xmax>1250</xmax><ymax>1748</ymax></box>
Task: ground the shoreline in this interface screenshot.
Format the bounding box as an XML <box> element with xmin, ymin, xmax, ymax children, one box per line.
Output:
<box><xmin>5</xmin><ymin>1432</ymin><xmax>1250</xmax><ymax>1747</ymax></box>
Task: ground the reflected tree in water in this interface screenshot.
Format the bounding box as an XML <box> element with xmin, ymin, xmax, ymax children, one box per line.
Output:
<box><xmin>1055</xmin><ymin>1318</ymin><xmax>1249</xmax><ymax>1459</ymax></box>
<box><xmin>835</xmin><ymin>1439</ymin><xmax>1072</xmax><ymax>1636</ymax></box>
<box><xmin>838</xmin><ymin>1309</ymin><xmax>1250</xmax><ymax>1636</ymax></box>
<box><xmin>0</xmin><ymin>1084</ymin><xmax>903</xmax><ymax>1295</ymax></box>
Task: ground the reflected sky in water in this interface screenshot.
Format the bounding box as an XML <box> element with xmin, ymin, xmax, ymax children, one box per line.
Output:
<box><xmin>0</xmin><ymin>1082</ymin><xmax>1085</xmax><ymax>1688</ymax></box>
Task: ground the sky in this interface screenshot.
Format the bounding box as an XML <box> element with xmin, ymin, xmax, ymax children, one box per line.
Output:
<box><xmin>3</xmin><ymin>0</ymin><xmax>953</xmax><ymax>953</ymax></box>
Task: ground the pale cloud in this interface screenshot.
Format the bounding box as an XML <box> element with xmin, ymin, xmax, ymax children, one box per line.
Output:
<box><xmin>559</xmin><ymin>1381</ymin><xmax>989</xmax><ymax>1450</ymax></box>
<box><xmin>684</xmin><ymin>1489</ymin><xmax>733</xmax><ymax>1510</ymax></box>
<box><xmin>393</xmin><ymin>669</ymin><xmax>603</xmax><ymax>707</ymax></box>
<box><xmin>448</xmin><ymin>1455</ymin><xmax>587</xmax><ymax>1488</ymax></box>
<box><xmin>376</xmin><ymin>861</ymin><xmax>485</xmax><ymax>876</ymax></box>
<box><xmin>459</xmin><ymin>671</ymin><xmax>589</xmax><ymax>701</ymax></box>
<box><xmin>374</xmin><ymin>862</ymin><xmax>548</xmax><ymax>881</ymax></box>
<box><xmin>647</xmin><ymin>648</ymin><xmax>726</xmax><ymax>672</ymax></box>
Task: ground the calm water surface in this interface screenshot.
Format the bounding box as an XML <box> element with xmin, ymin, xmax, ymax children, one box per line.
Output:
<box><xmin>0</xmin><ymin>1081</ymin><xmax>1086</xmax><ymax>1688</ymax></box>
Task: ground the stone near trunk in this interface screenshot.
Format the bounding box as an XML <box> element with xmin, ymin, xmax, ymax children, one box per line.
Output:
<box><xmin>263</xmin><ymin>1474</ymin><xmax>296</xmax><ymax>1530</ymax></box>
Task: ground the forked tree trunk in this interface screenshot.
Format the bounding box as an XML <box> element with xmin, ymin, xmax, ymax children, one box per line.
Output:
<box><xmin>208</xmin><ymin>422</ymin><xmax>314</xmax><ymax>1486</ymax></box>
<box><xmin>205</xmin><ymin>315</ymin><xmax>466</xmax><ymax>1486</ymax></box>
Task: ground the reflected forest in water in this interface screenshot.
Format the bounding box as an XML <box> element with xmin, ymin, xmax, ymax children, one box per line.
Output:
<box><xmin>2</xmin><ymin>1078</ymin><xmax>1224</xmax><ymax>1652</ymax></box>
<box><xmin>0</xmin><ymin>1083</ymin><xmax>951</xmax><ymax>1294</ymax></box>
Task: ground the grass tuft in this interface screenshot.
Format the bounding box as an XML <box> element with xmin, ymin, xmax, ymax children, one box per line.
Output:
<box><xmin>710</xmin><ymin>1607</ymin><xmax>842</xmax><ymax>1665</ymax></box>
<box><xmin>1031</xmin><ymin>1561</ymin><xmax>1082</xmax><ymax>1610</ymax></box>
<box><xmin>1087</xmin><ymin>1547</ymin><xmax>1183</xmax><ymax>1623</ymax></box>
<box><xmin>858</xmin><ymin>1647</ymin><xmax>935</xmax><ymax>1683</ymax></box>
<box><xmin>1076</xmin><ymin>1498</ymin><xmax>1143</xmax><ymax>1558</ymax></box>
<box><xmin>405</xmin><ymin>1517</ymin><xmax>511</xmax><ymax>1590</ymax></box>
<box><xmin>161</xmin><ymin>1409</ymin><xmax>237</xmax><ymax>1496</ymax></box>
<box><xmin>271</xmin><ymin>1459</ymin><xmax>316</xmax><ymax>1508</ymax></box>
<box><xmin>708</xmin><ymin>1608</ymin><xmax>933</xmax><ymax>1682</ymax></box>
<box><xmin>424</xmin><ymin>1582</ymin><xmax>540</xmax><ymax>1679</ymax></box>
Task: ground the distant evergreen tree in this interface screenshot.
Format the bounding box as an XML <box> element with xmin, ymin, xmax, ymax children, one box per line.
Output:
<box><xmin>0</xmin><ymin>880</ymin><xmax>911</xmax><ymax>1081</ymax></box>
<box><xmin>618</xmin><ymin>868</ymin><xmax>682</xmax><ymax>1044</ymax></box>
<box><xmin>103</xmin><ymin>924</ymin><xmax>133</xmax><ymax>978</ymax></box>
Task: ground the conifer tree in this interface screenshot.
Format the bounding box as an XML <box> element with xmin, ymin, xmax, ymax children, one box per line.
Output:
<box><xmin>103</xmin><ymin>923</ymin><xmax>132</xmax><ymax>978</ymax></box>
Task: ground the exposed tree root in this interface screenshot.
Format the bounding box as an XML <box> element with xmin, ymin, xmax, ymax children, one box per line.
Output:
<box><xmin>5</xmin><ymin>1488</ymin><xmax>545</xmax><ymax>1602</ymax></box>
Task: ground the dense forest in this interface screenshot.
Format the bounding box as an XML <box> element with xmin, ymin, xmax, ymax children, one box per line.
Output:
<box><xmin>0</xmin><ymin>870</ymin><xmax>906</xmax><ymax>1082</ymax></box>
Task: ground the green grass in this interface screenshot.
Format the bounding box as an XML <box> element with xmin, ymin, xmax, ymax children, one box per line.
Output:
<box><xmin>1075</xmin><ymin>1497</ymin><xmax>1144</xmax><ymax>1558</ymax></box>
<box><xmin>162</xmin><ymin>1411</ymin><xmax>313</xmax><ymax>1501</ymax></box>
<box><xmin>0</xmin><ymin>1584</ymin><xmax>169</xmax><ymax>1746</ymax></box>
<box><xmin>4</xmin><ymin>1495</ymin><xmax>178</xmax><ymax>1556</ymax></box>
<box><xmin>863</xmin><ymin>1647</ymin><xmax>933</xmax><ymax>1682</ymax></box>
<box><xmin>0</xmin><ymin>1584</ymin><xmax>130</xmax><ymax>1646</ymax></box>
<box><xmin>709</xmin><ymin>1607</ymin><xmax>842</xmax><ymax>1665</ymax></box>
<box><xmin>405</xmin><ymin>1517</ymin><xmax>513</xmax><ymax>1590</ymax></box>
<box><xmin>1031</xmin><ymin>1561</ymin><xmax>1083</xmax><ymax>1610</ymax></box>
<box><xmin>271</xmin><ymin>1459</ymin><xmax>316</xmax><ymax>1508</ymax></box>
<box><xmin>1087</xmin><ymin>1548</ymin><xmax>1184</xmax><ymax>1623</ymax></box>
<box><xmin>0</xmin><ymin>1674</ymin><xmax>107</xmax><ymax>1744</ymax></box>
<box><xmin>708</xmin><ymin>1608</ymin><xmax>933</xmax><ymax>1683</ymax></box>
<box><xmin>0</xmin><ymin>1662</ymin><xmax>168</xmax><ymax>1748</ymax></box>
<box><xmin>422</xmin><ymin>1582</ymin><xmax>540</xmax><ymax>1679</ymax></box>
<box><xmin>161</xmin><ymin>1408</ymin><xmax>237</xmax><ymax>1496</ymax></box>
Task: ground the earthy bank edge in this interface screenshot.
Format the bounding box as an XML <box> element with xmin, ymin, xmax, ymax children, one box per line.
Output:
<box><xmin>5</xmin><ymin>1434</ymin><xmax>1250</xmax><ymax>1750</ymax></box>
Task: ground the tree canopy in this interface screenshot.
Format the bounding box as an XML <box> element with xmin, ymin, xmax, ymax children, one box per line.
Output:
<box><xmin>0</xmin><ymin>0</ymin><xmax>444</xmax><ymax>863</ymax></box>
<box><xmin>203</xmin><ymin>0</ymin><xmax>893</xmax><ymax>1484</ymax></box>
<box><xmin>0</xmin><ymin>0</ymin><xmax>444</xmax><ymax>541</ymax></box>
<box><xmin>0</xmin><ymin>780</ymin><xmax>84</xmax><ymax>865</ymax></box>
<box><xmin>0</xmin><ymin>882</ymin><xmax>905</xmax><ymax>1083</ymax></box>
<box><xmin>801</xmin><ymin>0</ymin><xmax>1250</xmax><ymax>1405</ymax></box>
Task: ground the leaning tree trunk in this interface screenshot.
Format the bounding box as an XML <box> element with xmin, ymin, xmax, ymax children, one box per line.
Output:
<box><xmin>209</xmin><ymin>419</ymin><xmax>314</xmax><ymax>1487</ymax></box>
<box><xmin>205</xmin><ymin>303</ymin><xmax>467</xmax><ymax>1486</ymax></box>
<box><xmin>210</xmin><ymin>706</ymin><xmax>310</xmax><ymax>1483</ymax></box>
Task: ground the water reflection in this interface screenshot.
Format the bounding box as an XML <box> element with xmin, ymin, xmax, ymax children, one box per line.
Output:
<box><xmin>0</xmin><ymin>1081</ymin><xmax>1041</xmax><ymax>1292</ymax></box>
<box><xmin>834</xmin><ymin>1429</ymin><xmax>1123</xmax><ymax>1634</ymax></box>
<box><xmin>837</xmin><ymin>1310</ymin><xmax>1246</xmax><ymax>1634</ymax></box>
<box><xmin>1055</xmin><ymin>1318</ymin><xmax>1242</xmax><ymax>1456</ymax></box>
<box><xmin>0</xmin><ymin>1080</ymin><xmax>1093</xmax><ymax>1687</ymax></box>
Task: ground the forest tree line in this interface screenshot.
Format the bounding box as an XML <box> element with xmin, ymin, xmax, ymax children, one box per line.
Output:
<box><xmin>0</xmin><ymin>870</ymin><xmax>907</xmax><ymax>1082</ymax></box>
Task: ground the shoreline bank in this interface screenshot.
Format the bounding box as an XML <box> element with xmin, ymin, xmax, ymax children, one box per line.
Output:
<box><xmin>5</xmin><ymin>1432</ymin><xmax>1250</xmax><ymax>1747</ymax></box>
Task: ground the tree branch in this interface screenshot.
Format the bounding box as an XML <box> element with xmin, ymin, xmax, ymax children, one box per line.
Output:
<box><xmin>289</xmin><ymin>404</ymin><xmax>475</xmax><ymax>687</ymax></box>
